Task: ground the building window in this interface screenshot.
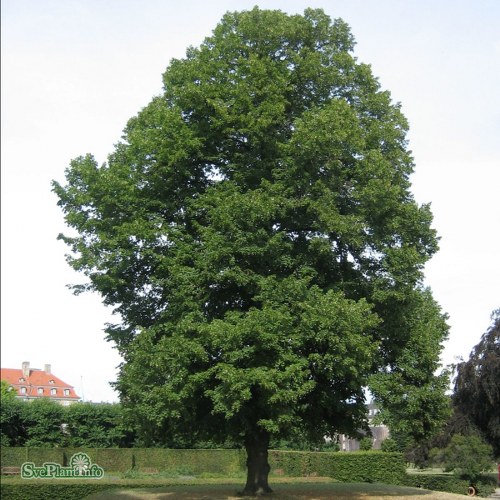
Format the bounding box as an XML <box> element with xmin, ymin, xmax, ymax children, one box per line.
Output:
<box><xmin>19</xmin><ymin>377</ymin><xmax>25</xmax><ymax>382</ymax></box>
<box><xmin>49</xmin><ymin>380</ymin><xmax>55</xmax><ymax>384</ymax></box>
<box><xmin>64</xmin><ymin>389</ymin><xmax>70</xmax><ymax>396</ymax></box>
<box><xmin>51</xmin><ymin>388</ymin><xmax>57</xmax><ymax>396</ymax></box>
<box><xmin>38</xmin><ymin>388</ymin><xmax>43</xmax><ymax>395</ymax></box>
<box><xmin>20</xmin><ymin>387</ymin><xmax>26</xmax><ymax>394</ymax></box>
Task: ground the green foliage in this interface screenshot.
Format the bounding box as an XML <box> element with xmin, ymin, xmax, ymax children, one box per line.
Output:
<box><xmin>369</xmin><ymin>289</ymin><xmax>451</xmax><ymax>446</ymax></box>
<box><xmin>3</xmin><ymin>475</ymin><xmax>495</xmax><ymax>500</ymax></box>
<box><xmin>320</xmin><ymin>440</ymin><xmax>340</xmax><ymax>452</ymax></box>
<box><xmin>430</xmin><ymin>434</ymin><xmax>494</xmax><ymax>483</ymax></box>
<box><xmin>64</xmin><ymin>402</ymin><xmax>134</xmax><ymax>447</ymax></box>
<box><xmin>0</xmin><ymin>398</ymin><xmax>67</xmax><ymax>448</ymax></box>
<box><xmin>64</xmin><ymin>448</ymin><xmax>134</xmax><ymax>471</ymax></box>
<box><xmin>53</xmin><ymin>6</ymin><xmax>448</xmax><ymax>464</ymax></box>
<box><xmin>0</xmin><ymin>400</ymin><xmax>135</xmax><ymax>448</ymax></box>
<box><xmin>0</xmin><ymin>447</ymin><xmax>246</xmax><ymax>474</ymax></box>
<box><xmin>0</xmin><ymin>483</ymin><xmax>116</xmax><ymax>500</ymax></box>
<box><xmin>270</xmin><ymin>429</ymin><xmax>339</xmax><ymax>451</ymax></box>
<box><xmin>404</xmin><ymin>311</ymin><xmax>500</xmax><ymax>467</ymax></box>
<box><xmin>380</xmin><ymin>438</ymin><xmax>400</xmax><ymax>452</ymax></box>
<box><xmin>402</xmin><ymin>402</ymin><xmax>484</xmax><ymax>469</ymax></box>
<box><xmin>0</xmin><ymin>380</ymin><xmax>16</xmax><ymax>401</ymax></box>
<box><xmin>0</xmin><ymin>398</ymin><xmax>26</xmax><ymax>446</ymax></box>
<box><xmin>2</xmin><ymin>448</ymin><xmax>496</xmax><ymax>498</ymax></box>
<box><xmin>0</xmin><ymin>446</ymin><xmax>25</xmax><ymax>466</ymax></box>
<box><xmin>132</xmin><ymin>448</ymin><xmax>246</xmax><ymax>476</ymax></box>
<box><xmin>359</xmin><ymin>437</ymin><xmax>373</xmax><ymax>451</ymax></box>
<box><xmin>404</xmin><ymin>473</ymin><xmax>497</xmax><ymax>497</ymax></box>
<box><xmin>1</xmin><ymin>446</ymin><xmax>404</xmax><ymax>483</ymax></box>
<box><xmin>453</xmin><ymin>310</ymin><xmax>500</xmax><ymax>457</ymax></box>
<box><xmin>23</xmin><ymin>399</ymin><xmax>65</xmax><ymax>447</ymax></box>
<box><xmin>269</xmin><ymin>450</ymin><xmax>406</xmax><ymax>484</ymax></box>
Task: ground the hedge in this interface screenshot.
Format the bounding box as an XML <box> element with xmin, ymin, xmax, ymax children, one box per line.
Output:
<box><xmin>131</xmin><ymin>448</ymin><xmax>246</xmax><ymax>475</ymax></box>
<box><xmin>0</xmin><ymin>481</ymin><xmax>213</xmax><ymax>500</ymax></box>
<box><xmin>1</xmin><ymin>447</ymin><xmax>405</xmax><ymax>483</ymax></box>
<box><xmin>0</xmin><ymin>483</ymin><xmax>115</xmax><ymax>500</ymax></box>
<box><xmin>1</xmin><ymin>447</ymin><xmax>247</xmax><ymax>474</ymax></box>
<box><xmin>269</xmin><ymin>451</ymin><xmax>406</xmax><ymax>485</ymax></box>
<box><xmin>3</xmin><ymin>448</ymin><xmax>496</xmax><ymax>497</ymax></box>
<box><xmin>1</xmin><ymin>448</ymin><xmax>135</xmax><ymax>473</ymax></box>
<box><xmin>404</xmin><ymin>473</ymin><xmax>497</xmax><ymax>498</ymax></box>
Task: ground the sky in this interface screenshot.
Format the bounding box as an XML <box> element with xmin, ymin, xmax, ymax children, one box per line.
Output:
<box><xmin>1</xmin><ymin>0</ymin><xmax>499</xmax><ymax>403</ymax></box>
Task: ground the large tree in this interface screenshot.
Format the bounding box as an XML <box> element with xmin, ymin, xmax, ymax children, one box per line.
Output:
<box><xmin>53</xmin><ymin>8</ymin><xmax>449</xmax><ymax>494</ymax></box>
<box><xmin>453</xmin><ymin>310</ymin><xmax>500</xmax><ymax>456</ymax></box>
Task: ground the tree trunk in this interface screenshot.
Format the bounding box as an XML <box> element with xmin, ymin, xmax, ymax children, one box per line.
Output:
<box><xmin>242</xmin><ymin>430</ymin><xmax>272</xmax><ymax>496</ymax></box>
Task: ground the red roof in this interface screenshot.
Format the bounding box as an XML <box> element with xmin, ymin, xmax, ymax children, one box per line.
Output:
<box><xmin>1</xmin><ymin>367</ymin><xmax>80</xmax><ymax>400</ymax></box>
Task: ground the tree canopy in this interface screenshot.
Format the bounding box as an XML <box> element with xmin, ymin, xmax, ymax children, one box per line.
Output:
<box><xmin>0</xmin><ymin>399</ymin><xmax>134</xmax><ymax>448</ymax></box>
<box><xmin>0</xmin><ymin>380</ymin><xmax>16</xmax><ymax>401</ymax></box>
<box><xmin>53</xmin><ymin>7</ymin><xmax>449</xmax><ymax>494</ymax></box>
<box><xmin>431</xmin><ymin>434</ymin><xmax>494</xmax><ymax>484</ymax></box>
<box><xmin>453</xmin><ymin>310</ymin><xmax>500</xmax><ymax>456</ymax></box>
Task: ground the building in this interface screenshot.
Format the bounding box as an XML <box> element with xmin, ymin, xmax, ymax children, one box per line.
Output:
<box><xmin>1</xmin><ymin>361</ymin><xmax>80</xmax><ymax>406</ymax></box>
<box><xmin>367</xmin><ymin>402</ymin><xmax>390</xmax><ymax>449</ymax></box>
<box><xmin>336</xmin><ymin>402</ymin><xmax>390</xmax><ymax>451</ymax></box>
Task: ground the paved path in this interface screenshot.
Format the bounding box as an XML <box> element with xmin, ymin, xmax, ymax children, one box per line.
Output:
<box><xmin>489</xmin><ymin>487</ymin><xmax>500</xmax><ymax>498</ymax></box>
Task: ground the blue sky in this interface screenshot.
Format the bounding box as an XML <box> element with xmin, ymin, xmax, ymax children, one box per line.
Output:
<box><xmin>2</xmin><ymin>0</ymin><xmax>499</xmax><ymax>402</ymax></box>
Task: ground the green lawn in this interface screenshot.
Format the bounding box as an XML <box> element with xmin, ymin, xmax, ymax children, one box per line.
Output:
<box><xmin>2</xmin><ymin>473</ymin><xmax>489</xmax><ymax>498</ymax></box>
<box><xmin>84</xmin><ymin>481</ymin><xmax>469</xmax><ymax>499</ymax></box>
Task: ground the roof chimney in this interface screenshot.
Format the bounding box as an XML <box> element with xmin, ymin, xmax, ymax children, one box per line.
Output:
<box><xmin>44</xmin><ymin>364</ymin><xmax>51</xmax><ymax>374</ymax></box>
<box><xmin>22</xmin><ymin>361</ymin><xmax>30</xmax><ymax>377</ymax></box>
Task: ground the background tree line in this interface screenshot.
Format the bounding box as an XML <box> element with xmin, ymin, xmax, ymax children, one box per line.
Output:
<box><xmin>2</xmin><ymin>303</ymin><xmax>498</xmax><ymax>459</ymax></box>
<box><xmin>0</xmin><ymin>391</ymin><xmax>337</xmax><ymax>450</ymax></box>
<box><xmin>0</xmin><ymin>394</ymin><xmax>135</xmax><ymax>448</ymax></box>
<box><xmin>1</xmin><ymin>310</ymin><xmax>497</xmax><ymax>453</ymax></box>
<box><xmin>387</xmin><ymin>310</ymin><xmax>499</xmax><ymax>469</ymax></box>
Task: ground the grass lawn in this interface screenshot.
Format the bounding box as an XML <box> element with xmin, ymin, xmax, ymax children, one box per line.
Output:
<box><xmin>82</xmin><ymin>478</ymin><xmax>469</xmax><ymax>499</ymax></box>
<box><xmin>2</xmin><ymin>473</ymin><xmax>484</xmax><ymax>499</ymax></box>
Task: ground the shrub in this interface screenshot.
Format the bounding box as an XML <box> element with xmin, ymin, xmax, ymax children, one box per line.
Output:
<box><xmin>359</xmin><ymin>437</ymin><xmax>373</xmax><ymax>451</ymax></box>
<box><xmin>431</xmin><ymin>434</ymin><xmax>494</xmax><ymax>483</ymax></box>
<box><xmin>404</xmin><ymin>473</ymin><xmax>496</xmax><ymax>497</ymax></box>
<box><xmin>380</xmin><ymin>438</ymin><xmax>400</xmax><ymax>452</ymax></box>
<box><xmin>64</xmin><ymin>403</ymin><xmax>134</xmax><ymax>448</ymax></box>
<box><xmin>0</xmin><ymin>398</ymin><xmax>27</xmax><ymax>447</ymax></box>
<box><xmin>0</xmin><ymin>483</ymin><xmax>115</xmax><ymax>500</ymax></box>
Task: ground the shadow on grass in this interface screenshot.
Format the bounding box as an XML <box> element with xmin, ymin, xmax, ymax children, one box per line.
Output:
<box><xmin>84</xmin><ymin>482</ymin><xmax>464</xmax><ymax>499</ymax></box>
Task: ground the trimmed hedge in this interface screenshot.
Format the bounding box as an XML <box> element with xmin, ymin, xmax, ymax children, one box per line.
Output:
<box><xmin>3</xmin><ymin>448</ymin><xmax>496</xmax><ymax>497</ymax></box>
<box><xmin>1</xmin><ymin>448</ymin><xmax>404</xmax><ymax>483</ymax></box>
<box><xmin>1</xmin><ymin>447</ymin><xmax>135</xmax><ymax>473</ymax></box>
<box><xmin>1</xmin><ymin>447</ymin><xmax>247</xmax><ymax>474</ymax></box>
<box><xmin>1</xmin><ymin>447</ymin><xmax>29</xmax><ymax>466</ymax></box>
<box><xmin>0</xmin><ymin>483</ymin><xmax>115</xmax><ymax>500</ymax></box>
<box><xmin>404</xmin><ymin>473</ymin><xmax>497</xmax><ymax>498</ymax></box>
<box><xmin>132</xmin><ymin>448</ymin><xmax>246</xmax><ymax>475</ymax></box>
<box><xmin>269</xmin><ymin>451</ymin><xmax>406</xmax><ymax>485</ymax></box>
<box><xmin>0</xmin><ymin>481</ymin><xmax>209</xmax><ymax>500</ymax></box>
